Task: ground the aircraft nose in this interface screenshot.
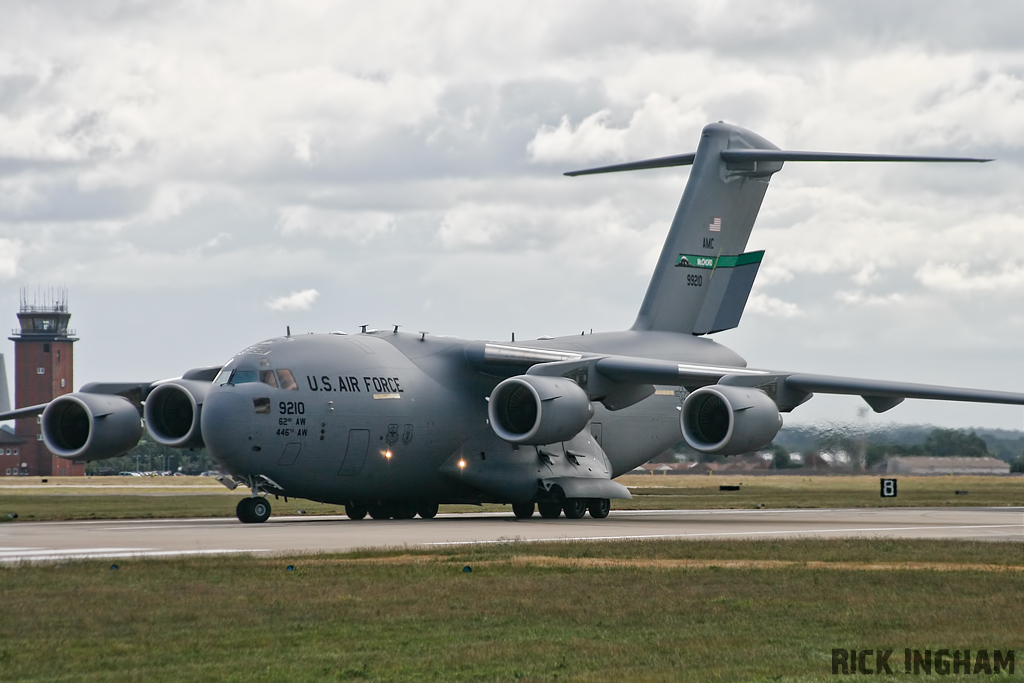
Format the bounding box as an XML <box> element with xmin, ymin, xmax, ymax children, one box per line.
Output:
<box><xmin>201</xmin><ymin>391</ymin><xmax>252</xmax><ymax>468</ymax></box>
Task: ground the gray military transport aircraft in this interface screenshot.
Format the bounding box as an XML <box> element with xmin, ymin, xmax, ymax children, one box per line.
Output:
<box><xmin>4</xmin><ymin>122</ymin><xmax>1022</xmax><ymax>523</ymax></box>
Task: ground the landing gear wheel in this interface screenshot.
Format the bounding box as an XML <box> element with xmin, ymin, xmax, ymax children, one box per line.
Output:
<box><xmin>562</xmin><ymin>498</ymin><xmax>587</xmax><ymax>519</ymax></box>
<box><xmin>587</xmin><ymin>498</ymin><xmax>611</xmax><ymax>519</ymax></box>
<box><xmin>512</xmin><ymin>502</ymin><xmax>535</xmax><ymax>519</ymax></box>
<box><xmin>237</xmin><ymin>497</ymin><xmax>271</xmax><ymax>524</ymax></box>
<box><xmin>538</xmin><ymin>501</ymin><xmax>562</xmax><ymax>519</ymax></box>
<box><xmin>416</xmin><ymin>501</ymin><xmax>439</xmax><ymax>519</ymax></box>
<box><xmin>236</xmin><ymin>498</ymin><xmax>253</xmax><ymax>523</ymax></box>
<box><xmin>393</xmin><ymin>501</ymin><xmax>417</xmax><ymax>520</ymax></box>
<box><xmin>368</xmin><ymin>503</ymin><xmax>392</xmax><ymax>520</ymax></box>
<box><xmin>250</xmin><ymin>497</ymin><xmax>271</xmax><ymax>523</ymax></box>
<box><xmin>345</xmin><ymin>503</ymin><xmax>368</xmax><ymax>520</ymax></box>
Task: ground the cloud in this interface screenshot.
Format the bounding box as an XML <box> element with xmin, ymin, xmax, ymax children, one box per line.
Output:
<box><xmin>0</xmin><ymin>238</ymin><xmax>22</xmax><ymax>279</ymax></box>
<box><xmin>266</xmin><ymin>288</ymin><xmax>319</xmax><ymax>311</ymax></box>
<box><xmin>745</xmin><ymin>292</ymin><xmax>802</xmax><ymax>318</ymax></box>
<box><xmin>3</xmin><ymin>1</ymin><xmax>1024</xmax><ymax>431</ymax></box>
<box><xmin>277</xmin><ymin>206</ymin><xmax>395</xmax><ymax>243</ymax></box>
<box><xmin>915</xmin><ymin>262</ymin><xmax>1024</xmax><ymax>293</ymax></box>
<box><xmin>834</xmin><ymin>290</ymin><xmax>907</xmax><ymax>307</ymax></box>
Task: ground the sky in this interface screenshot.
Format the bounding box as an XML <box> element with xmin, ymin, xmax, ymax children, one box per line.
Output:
<box><xmin>2</xmin><ymin>0</ymin><xmax>1024</xmax><ymax>432</ymax></box>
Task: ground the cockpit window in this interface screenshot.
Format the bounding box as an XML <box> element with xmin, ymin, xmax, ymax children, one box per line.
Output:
<box><xmin>259</xmin><ymin>370</ymin><xmax>278</xmax><ymax>388</ymax></box>
<box><xmin>229</xmin><ymin>370</ymin><xmax>259</xmax><ymax>384</ymax></box>
<box><xmin>276</xmin><ymin>369</ymin><xmax>298</xmax><ymax>391</ymax></box>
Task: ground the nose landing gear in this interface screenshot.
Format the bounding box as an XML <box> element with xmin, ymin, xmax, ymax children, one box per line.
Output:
<box><xmin>236</xmin><ymin>497</ymin><xmax>272</xmax><ymax>523</ymax></box>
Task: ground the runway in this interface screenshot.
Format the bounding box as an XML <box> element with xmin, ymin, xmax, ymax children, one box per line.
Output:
<box><xmin>1</xmin><ymin>507</ymin><xmax>1021</xmax><ymax>563</ymax></box>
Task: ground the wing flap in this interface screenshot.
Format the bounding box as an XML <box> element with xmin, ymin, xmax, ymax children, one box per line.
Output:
<box><xmin>784</xmin><ymin>374</ymin><xmax>1024</xmax><ymax>407</ymax></box>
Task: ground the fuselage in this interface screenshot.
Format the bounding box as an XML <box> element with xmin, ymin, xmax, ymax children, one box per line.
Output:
<box><xmin>200</xmin><ymin>329</ymin><xmax>748</xmax><ymax>505</ymax></box>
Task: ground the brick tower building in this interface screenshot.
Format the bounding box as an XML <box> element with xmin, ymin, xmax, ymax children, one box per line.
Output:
<box><xmin>8</xmin><ymin>289</ymin><xmax>83</xmax><ymax>476</ymax></box>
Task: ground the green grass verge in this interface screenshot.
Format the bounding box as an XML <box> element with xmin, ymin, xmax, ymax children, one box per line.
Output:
<box><xmin>1</xmin><ymin>539</ymin><xmax>1021</xmax><ymax>682</ymax></box>
<box><xmin>615</xmin><ymin>474</ymin><xmax>1024</xmax><ymax>510</ymax></box>
<box><xmin>0</xmin><ymin>474</ymin><xmax>1020</xmax><ymax>522</ymax></box>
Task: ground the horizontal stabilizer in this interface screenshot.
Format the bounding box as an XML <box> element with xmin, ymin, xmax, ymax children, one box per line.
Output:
<box><xmin>721</xmin><ymin>149</ymin><xmax>992</xmax><ymax>164</ymax></box>
<box><xmin>566</xmin><ymin>149</ymin><xmax>990</xmax><ymax>177</ymax></box>
<box><xmin>564</xmin><ymin>153</ymin><xmax>696</xmax><ymax>176</ymax></box>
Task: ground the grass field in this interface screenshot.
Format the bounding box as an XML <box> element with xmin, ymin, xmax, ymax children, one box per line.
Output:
<box><xmin>0</xmin><ymin>538</ymin><xmax>1021</xmax><ymax>682</ymax></box>
<box><xmin>0</xmin><ymin>474</ymin><xmax>1020</xmax><ymax>522</ymax></box>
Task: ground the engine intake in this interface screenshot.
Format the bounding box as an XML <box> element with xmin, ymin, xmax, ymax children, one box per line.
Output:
<box><xmin>488</xmin><ymin>375</ymin><xmax>591</xmax><ymax>445</ymax></box>
<box><xmin>144</xmin><ymin>380</ymin><xmax>210</xmax><ymax>448</ymax></box>
<box><xmin>681</xmin><ymin>385</ymin><xmax>782</xmax><ymax>455</ymax></box>
<box><xmin>41</xmin><ymin>393</ymin><xmax>144</xmax><ymax>462</ymax></box>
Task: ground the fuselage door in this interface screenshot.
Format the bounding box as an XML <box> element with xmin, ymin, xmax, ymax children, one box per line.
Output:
<box><xmin>338</xmin><ymin>429</ymin><xmax>370</xmax><ymax>476</ymax></box>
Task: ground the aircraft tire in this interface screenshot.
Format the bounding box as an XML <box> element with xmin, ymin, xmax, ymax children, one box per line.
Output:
<box><xmin>416</xmin><ymin>501</ymin><xmax>439</xmax><ymax>519</ymax></box>
<box><xmin>236</xmin><ymin>498</ymin><xmax>253</xmax><ymax>523</ymax></box>
<box><xmin>562</xmin><ymin>498</ymin><xmax>587</xmax><ymax>519</ymax></box>
<box><xmin>537</xmin><ymin>501</ymin><xmax>562</xmax><ymax>519</ymax></box>
<box><xmin>237</xmin><ymin>497</ymin><xmax>271</xmax><ymax>524</ymax></box>
<box><xmin>587</xmin><ymin>498</ymin><xmax>611</xmax><ymax>519</ymax></box>
<box><xmin>512</xmin><ymin>502</ymin><xmax>535</xmax><ymax>519</ymax></box>
<box><xmin>368</xmin><ymin>503</ymin><xmax>392</xmax><ymax>520</ymax></box>
<box><xmin>345</xmin><ymin>503</ymin><xmax>368</xmax><ymax>520</ymax></box>
<box><xmin>393</xmin><ymin>501</ymin><xmax>417</xmax><ymax>520</ymax></box>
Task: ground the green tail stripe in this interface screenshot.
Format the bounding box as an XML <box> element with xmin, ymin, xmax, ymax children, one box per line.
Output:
<box><xmin>676</xmin><ymin>250</ymin><xmax>764</xmax><ymax>269</ymax></box>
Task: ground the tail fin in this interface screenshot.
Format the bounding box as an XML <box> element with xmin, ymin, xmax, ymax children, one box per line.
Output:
<box><xmin>567</xmin><ymin>122</ymin><xmax>990</xmax><ymax>335</ymax></box>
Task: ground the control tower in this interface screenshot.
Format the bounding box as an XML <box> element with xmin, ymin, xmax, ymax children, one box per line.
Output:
<box><xmin>8</xmin><ymin>288</ymin><xmax>82</xmax><ymax>476</ymax></box>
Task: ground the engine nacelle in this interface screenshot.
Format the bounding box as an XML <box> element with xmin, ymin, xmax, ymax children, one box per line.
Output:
<box><xmin>681</xmin><ymin>385</ymin><xmax>782</xmax><ymax>455</ymax></box>
<box><xmin>41</xmin><ymin>393</ymin><xmax>144</xmax><ymax>462</ymax></box>
<box><xmin>144</xmin><ymin>380</ymin><xmax>210</xmax><ymax>448</ymax></box>
<box><xmin>488</xmin><ymin>375</ymin><xmax>592</xmax><ymax>445</ymax></box>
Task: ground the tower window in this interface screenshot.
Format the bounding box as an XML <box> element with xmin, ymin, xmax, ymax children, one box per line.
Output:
<box><xmin>37</xmin><ymin>367</ymin><xmax>45</xmax><ymax>374</ymax></box>
<box><xmin>43</xmin><ymin>343</ymin><xmax>51</xmax><ymax>353</ymax></box>
<box><xmin>61</xmin><ymin>378</ymin><xmax>65</xmax><ymax>388</ymax></box>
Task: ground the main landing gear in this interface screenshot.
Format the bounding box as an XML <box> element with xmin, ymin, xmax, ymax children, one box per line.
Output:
<box><xmin>237</xmin><ymin>497</ymin><xmax>272</xmax><ymax>524</ymax></box>
<box><xmin>346</xmin><ymin>500</ymin><xmax>440</xmax><ymax>520</ymax></box>
<box><xmin>523</xmin><ymin>498</ymin><xmax>610</xmax><ymax>520</ymax></box>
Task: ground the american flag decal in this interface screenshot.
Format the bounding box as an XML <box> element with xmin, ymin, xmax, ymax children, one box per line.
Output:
<box><xmin>709</xmin><ymin>217</ymin><xmax>721</xmax><ymax>232</ymax></box>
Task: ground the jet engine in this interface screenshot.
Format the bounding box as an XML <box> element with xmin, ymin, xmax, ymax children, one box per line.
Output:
<box><xmin>488</xmin><ymin>375</ymin><xmax>592</xmax><ymax>445</ymax></box>
<box><xmin>680</xmin><ymin>385</ymin><xmax>782</xmax><ymax>455</ymax></box>
<box><xmin>144</xmin><ymin>380</ymin><xmax>210</xmax><ymax>448</ymax></box>
<box><xmin>41</xmin><ymin>393</ymin><xmax>144</xmax><ymax>462</ymax></box>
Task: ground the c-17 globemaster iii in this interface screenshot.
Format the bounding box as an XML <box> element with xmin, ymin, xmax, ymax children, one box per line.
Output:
<box><xmin>3</xmin><ymin>122</ymin><xmax>1022</xmax><ymax>523</ymax></box>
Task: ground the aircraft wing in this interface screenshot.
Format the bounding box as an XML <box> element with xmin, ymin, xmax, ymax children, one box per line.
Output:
<box><xmin>513</xmin><ymin>349</ymin><xmax>1024</xmax><ymax>413</ymax></box>
<box><xmin>0</xmin><ymin>366</ymin><xmax>222</xmax><ymax>422</ymax></box>
<box><xmin>0</xmin><ymin>402</ymin><xmax>53</xmax><ymax>421</ymax></box>
<box><xmin>0</xmin><ymin>382</ymin><xmax>155</xmax><ymax>422</ymax></box>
